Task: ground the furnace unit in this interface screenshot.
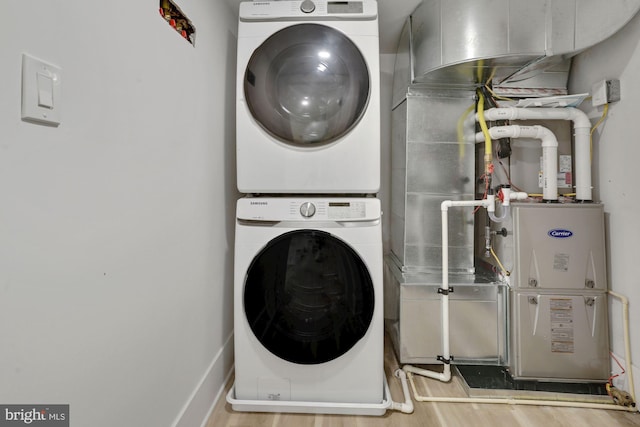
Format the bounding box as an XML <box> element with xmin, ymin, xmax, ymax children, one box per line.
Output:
<box><xmin>508</xmin><ymin>203</ymin><xmax>609</xmax><ymax>381</ymax></box>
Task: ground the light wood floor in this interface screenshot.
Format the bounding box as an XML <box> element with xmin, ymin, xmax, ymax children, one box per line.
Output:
<box><xmin>206</xmin><ymin>339</ymin><xmax>640</xmax><ymax>427</ymax></box>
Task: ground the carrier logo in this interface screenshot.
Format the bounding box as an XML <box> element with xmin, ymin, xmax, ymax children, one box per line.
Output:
<box><xmin>548</xmin><ymin>229</ymin><xmax>573</xmax><ymax>238</ymax></box>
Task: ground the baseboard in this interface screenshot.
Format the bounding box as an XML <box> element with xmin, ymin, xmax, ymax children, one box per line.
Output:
<box><xmin>171</xmin><ymin>332</ymin><xmax>235</xmax><ymax>427</ymax></box>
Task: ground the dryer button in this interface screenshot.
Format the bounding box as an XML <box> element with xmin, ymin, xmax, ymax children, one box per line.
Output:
<box><xmin>300</xmin><ymin>0</ymin><xmax>316</xmax><ymax>13</ymax></box>
<box><xmin>300</xmin><ymin>202</ymin><xmax>316</xmax><ymax>218</ymax></box>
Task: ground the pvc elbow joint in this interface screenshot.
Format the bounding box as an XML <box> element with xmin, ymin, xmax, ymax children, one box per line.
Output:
<box><xmin>488</xmin><ymin>190</ymin><xmax>509</xmax><ymax>223</ymax></box>
<box><xmin>501</xmin><ymin>187</ymin><xmax>511</xmax><ymax>207</ymax></box>
<box><xmin>488</xmin><ymin>206</ymin><xmax>510</xmax><ymax>223</ymax></box>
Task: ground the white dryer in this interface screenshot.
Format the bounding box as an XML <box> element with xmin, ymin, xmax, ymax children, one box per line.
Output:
<box><xmin>236</xmin><ymin>1</ymin><xmax>380</xmax><ymax>194</ymax></box>
<box><xmin>233</xmin><ymin>197</ymin><xmax>384</xmax><ymax>404</ymax></box>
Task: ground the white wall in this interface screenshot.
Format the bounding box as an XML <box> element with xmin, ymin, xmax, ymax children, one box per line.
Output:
<box><xmin>0</xmin><ymin>1</ymin><xmax>238</xmax><ymax>426</ymax></box>
<box><xmin>569</xmin><ymin>13</ymin><xmax>640</xmax><ymax>389</ymax></box>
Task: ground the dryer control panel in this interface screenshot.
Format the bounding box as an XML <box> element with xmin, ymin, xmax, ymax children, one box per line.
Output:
<box><xmin>239</xmin><ymin>1</ymin><xmax>377</xmax><ymax>20</ymax></box>
<box><xmin>237</xmin><ymin>197</ymin><xmax>381</xmax><ymax>221</ymax></box>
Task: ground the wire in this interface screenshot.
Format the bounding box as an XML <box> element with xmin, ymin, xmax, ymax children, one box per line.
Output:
<box><xmin>609</xmin><ymin>351</ymin><xmax>626</xmax><ymax>386</ymax></box>
<box><xmin>484</xmin><ymin>83</ymin><xmax>514</xmax><ymax>102</ymax></box>
<box><xmin>486</xmin><ymin>67</ymin><xmax>497</xmax><ymax>84</ymax></box>
<box><xmin>477</xmin><ymin>90</ymin><xmax>493</xmax><ymax>175</ymax></box>
<box><xmin>457</xmin><ymin>103</ymin><xmax>476</xmax><ymax>158</ymax></box>
<box><xmin>591</xmin><ymin>103</ymin><xmax>609</xmax><ymax>135</ymax></box>
<box><xmin>590</xmin><ymin>103</ymin><xmax>609</xmax><ymax>160</ymax></box>
<box><xmin>496</xmin><ymin>155</ymin><xmax>524</xmax><ymax>193</ymax></box>
<box><xmin>490</xmin><ymin>246</ymin><xmax>509</xmax><ymax>277</ymax></box>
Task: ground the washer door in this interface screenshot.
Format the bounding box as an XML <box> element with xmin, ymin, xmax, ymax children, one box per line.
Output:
<box><xmin>244</xmin><ymin>23</ymin><xmax>370</xmax><ymax>146</ymax></box>
<box><xmin>244</xmin><ymin>230</ymin><xmax>375</xmax><ymax>365</ymax></box>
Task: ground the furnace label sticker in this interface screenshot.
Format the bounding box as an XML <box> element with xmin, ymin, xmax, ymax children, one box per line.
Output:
<box><xmin>550</xmin><ymin>298</ymin><xmax>574</xmax><ymax>353</ymax></box>
<box><xmin>553</xmin><ymin>253</ymin><xmax>570</xmax><ymax>272</ymax></box>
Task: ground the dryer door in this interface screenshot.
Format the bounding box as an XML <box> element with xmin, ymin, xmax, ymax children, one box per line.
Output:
<box><xmin>244</xmin><ymin>230</ymin><xmax>375</xmax><ymax>365</ymax></box>
<box><xmin>244</xmin><ymin>23</ymin><xmax>370</xmax><ymax>146</ymax></box>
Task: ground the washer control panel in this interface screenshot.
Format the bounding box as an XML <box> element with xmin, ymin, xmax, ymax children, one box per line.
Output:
<box><xmin>237</xmin><ymin>198</ymin><xmax>380</xmax><ymax>221</ymax></box>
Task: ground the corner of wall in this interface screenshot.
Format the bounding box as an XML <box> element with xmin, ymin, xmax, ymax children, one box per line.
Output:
<box><xmin>172</xmin><ymin>332</ymin><xmax>235</xmax><ymax>427</ymax></box>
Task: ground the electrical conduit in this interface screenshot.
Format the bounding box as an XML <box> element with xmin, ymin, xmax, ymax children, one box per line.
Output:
<box><xmin>608</xmin><ymin>290</ymin><xmax>636</xmax><ymax>404</ymax></box>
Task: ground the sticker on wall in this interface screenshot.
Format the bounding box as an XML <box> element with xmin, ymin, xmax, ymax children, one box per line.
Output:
<box><xmin>159</xmin><ymin>0</ymin><xmax>196</xmax><ymax>46</ymax></box>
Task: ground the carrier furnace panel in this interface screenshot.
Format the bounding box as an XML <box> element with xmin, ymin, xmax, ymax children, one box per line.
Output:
<box><xmin>512</xmin><ymin>203</ymin><xmax>607</xmax><ymax>292</ymax></box>
<box><xmin>509</xmin><ymin>203</ymin><xmax>609</xmax><ymax>381</ymax></box>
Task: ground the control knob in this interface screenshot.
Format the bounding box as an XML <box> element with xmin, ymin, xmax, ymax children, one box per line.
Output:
<box><xmin>300</xmin><ymin>0</ymin><xmax>316</xmax><ymax>13</ymax></box>
<box><xmin>300</xmin><ymin>202</ymin><xmax>316</xmax><ymax>218</ymax></box>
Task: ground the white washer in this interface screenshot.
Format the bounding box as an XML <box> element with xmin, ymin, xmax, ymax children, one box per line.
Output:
<box><xmin>236</xmin><ymin>1</ymin><xmax>380</xmax><ymax>194</ymax></box>
<box><xmin>233</xmin><ymin>197</ymin><xmax>384</xmax><ymax>404</ymax></box>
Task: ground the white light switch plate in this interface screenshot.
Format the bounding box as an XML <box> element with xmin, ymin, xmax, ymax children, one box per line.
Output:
<box><xmin>21</xmin><ymin>53</ymin><xmax>62</xmax><ymax>126</ymax></box>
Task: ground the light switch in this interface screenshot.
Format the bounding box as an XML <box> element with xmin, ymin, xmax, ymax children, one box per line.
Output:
<box><xmin>22</xmin><ymin>53</ymin><xmax>62</xmax><ymax>126</ymax></box>
<box><xmin>37</xmin><ymin>72</ymin><xmax>54</xmax><ymax>108</ymax></box>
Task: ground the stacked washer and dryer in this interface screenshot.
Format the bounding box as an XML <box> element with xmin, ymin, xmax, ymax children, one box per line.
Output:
<box><xmin>228</xmin><ymin>0</ymin><xmax>388</xmax><ymax>415</ymax></box>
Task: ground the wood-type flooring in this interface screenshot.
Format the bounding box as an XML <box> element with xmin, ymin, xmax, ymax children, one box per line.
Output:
<box><xmin>206</xmin><ymin>338</ymin><xmax>640</xmax><ymax>427</ymax></box>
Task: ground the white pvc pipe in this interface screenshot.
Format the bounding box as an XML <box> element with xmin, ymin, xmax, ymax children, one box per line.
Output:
<box><xmin>486</xmin><ymin>193</ymin><xmax>508</xmax><ymax>222</ymax></box>
<box><xmin>405</xmin><ymin>371</ymin><xmax>638</xmax><ymax>412</ymax></box>
<box><xmin>402</xmin><ymin>114</ymin><xmax>632</xmax><ymax>411</ymax></box>
<box><xmin>608</xmin><ymin>290</ymin><xmax>636</xmax><ymax>404</ymax></box>
<box><xmin>475</xmin><ymin>125</ymin><xmax>558</xmax><ymax>201</ymax></box>
<box><xmin>479</xmin><ymin>107</ymin><xmax>592</xmax><ymax>201</ymax></box>
<box><xmin>403</xmin><ymin>357</ymin><xmax>451</xmax><ymax>382</ymax></box>
<box><xmin>509</xmin><ymin>190</ymin><xmax>529</xmax><ymax>201</ymax></box>
<box><xmin>402</xmin><ymin>207</ymin><xmax>637</xmax><ymax>412</ymax></box>
<box><xmin>389</xmin><ymin>369</ymin><xmax>415</xmax><ymax>414</ymax></box>
<box><xmin>403</xmin><ymin>199</ymin><xmax>493</xmax><ymax>384</ymax></box>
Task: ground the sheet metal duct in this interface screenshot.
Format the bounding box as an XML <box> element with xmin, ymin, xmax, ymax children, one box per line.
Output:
<box><xmin>408</xmin><ymin>0</ymin><xmax>640</xmax><ymax>88</ymax></box>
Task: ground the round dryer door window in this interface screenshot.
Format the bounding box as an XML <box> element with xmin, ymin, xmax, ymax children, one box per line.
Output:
<box><xmin>244</xmin><ymin>230</ymin><xmax>375</xmax><ymax>365</ymax></box>
<box><xmin>244</xmin><ymin>23</ymin><xmax>370</xmax><ymax>146</ymax></box>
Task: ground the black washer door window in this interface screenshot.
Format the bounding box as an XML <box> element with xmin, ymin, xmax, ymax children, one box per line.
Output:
<box><xmin>245</xmin><ymin>23</ymin><xmax>370</xmax><ymax>146</ymax></box>
<box><xmin>244</xmin><ymin>230</ymin><xmax>375</xmax><ymax>365</ymax></box>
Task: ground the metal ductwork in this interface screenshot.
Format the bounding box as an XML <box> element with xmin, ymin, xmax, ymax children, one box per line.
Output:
<box><xmin>404</xmin><ymin>0</ymin><xmax>640</xmax><ymax>90</ymax></box>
